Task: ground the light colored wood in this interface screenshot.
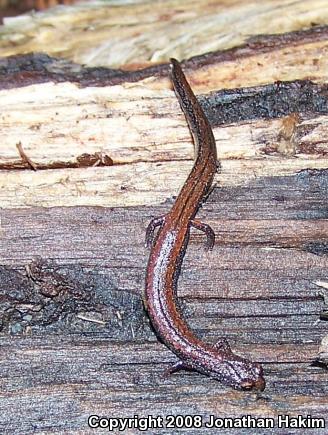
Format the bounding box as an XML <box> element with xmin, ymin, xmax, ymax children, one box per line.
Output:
<box><xmin>0</xmin><ymin>3</ymin><xmax>328</xmax><ymax>209</ymax></box>
<box><xmin>1</xmin><ymin>80</ymin><xmax>328</xmax><ymax>165</ymax></box>
<box><xmin>1</xmin><ymin>158</ymin><xmax>328</xmax><ymax>208</ymax></box>
<box><xmin>0</xmin><ymin>75</ymin><xmax>327</xmax><ymax>208</ymax></box>
<box><xmin>1</xmin><ymin>0</ymin><xmax>328</xmax><ymax>69</ymax></box>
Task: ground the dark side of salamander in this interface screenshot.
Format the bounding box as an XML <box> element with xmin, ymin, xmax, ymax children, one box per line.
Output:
<box><xmin>144</xmin><ymin>58</ymin><xmax>265</xmax><ymax>391</ymax></box>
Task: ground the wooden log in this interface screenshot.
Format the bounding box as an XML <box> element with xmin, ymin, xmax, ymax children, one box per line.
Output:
<box><xmin>1</xmin><ymin>0</ymin><xmax>328</xmax><ymax>69</ymax></box>
<box><xmin>1</xmin><ymin>26</ymin><xmax>328</xmax><ymax>207</ymax></box>
<box><xmin>0</xmin><ymin>1</ymin><xmax>328</xmax><ymax>433</ymax></box>
<box><xmin>1</xmin><ymin>171</ymin><xmax>328</xmax><ymax>430</ymax></box>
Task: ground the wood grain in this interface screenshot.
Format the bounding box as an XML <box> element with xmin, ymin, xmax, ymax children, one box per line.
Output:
<box><xmin>1</xmin><ymin>170</ymin><xmax>328</xmax><ymax>432</ymax></box>
<box><xmin>0</xmin><ymin>1</ymin><xmax>328</xmax><ymax>432</ymax></box>
<box><xmin>1</xmin><ymin>0</ymin><xmax>328</xmax><ymax>68</ymax></box>
<box><xmin>1</xmin><ymin>30</ymin><xmax>328</xmax><ymax>208</ymax></box>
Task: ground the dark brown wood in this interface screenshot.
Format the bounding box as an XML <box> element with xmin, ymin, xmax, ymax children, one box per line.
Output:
<box><xmin>2</xmin><ymin>24</ymin><xmax>328</xmax><ymax>90</ymax></box>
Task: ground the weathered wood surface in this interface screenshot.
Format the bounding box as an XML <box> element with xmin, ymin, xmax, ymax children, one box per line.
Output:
<box><xmin>1</xmin><ymin>170</ymin><xmax>328</xmax><ymax>433</ymax></box>
<box><xmin>0</xmin><ymin>1</ymin><xmax>328</xmax><ymax>433</ymax></box>
<box><xmin>1</xmin><ymin>26</ymin><xmax>328</xmax><ymax>208</ymax></box>
<box><xmin>1</xmin><ymin>0</ymin><xmax>328</xmax><ymax>69</ymax></box>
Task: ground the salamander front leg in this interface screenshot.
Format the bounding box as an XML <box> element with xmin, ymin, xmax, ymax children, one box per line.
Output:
<box><xmin>145</xmin><ymin>216</ymin><xmax>165</xmax><ymax>248</ymax></box>
<box><xmin>164</xmin><ymin>360</ymin><xmax>192</xmax><ymax>377</ymax></box>
<box><xmin>190</xmin><ymin>219</ymin><xmax>215</xmax><ymax>250</ymax></box>
<box><xmin>165</xmin><ymin>360</ymin><xmax>185</xmax><ymax>375</ymax></box>
<box><xmin>214</xmin><ymin>338</ymin><xmax>232</xmax><ymax>354</ymax></box>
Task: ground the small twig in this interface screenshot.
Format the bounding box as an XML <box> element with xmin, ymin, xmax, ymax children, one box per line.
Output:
<box><xmin>16</xmin><ymin>142</ymin><xmax>38</xmax><ymax>171</ymax></box>
<box><xmin>76</xmin><ymin>313</ymin><xmax>106</xmax><ymax>325</ymax></box>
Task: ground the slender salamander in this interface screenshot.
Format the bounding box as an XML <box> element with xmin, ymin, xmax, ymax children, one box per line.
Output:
<box><xmin>145</xmin><ymin>58</ymin><xmax>265</xmax><ymax>391</ymax></box>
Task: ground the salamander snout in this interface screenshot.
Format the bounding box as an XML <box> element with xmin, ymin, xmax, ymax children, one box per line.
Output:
<box><xmin>239</xmin><ymin>362</ymin><xmax>265</xmax><ymax>391</ymax></box>
<box><xmin>213</xmin><ymin>356</ymin><xmax>266</xmax><ymax>391</ymax></box>
<box><xmin>240</xmin><ymin>376</ymin><xmax>266</xmax><ymax>391</ymax></box>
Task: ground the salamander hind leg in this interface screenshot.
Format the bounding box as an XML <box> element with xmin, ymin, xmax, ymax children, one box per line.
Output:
<box><xmin>190</xmin><ymin>219</ymin><xmax>215</xmax><ymax>250</ymax></box>
<box><xmin>145</xmin><ymin>216</ymin><xmax>166</xmax><ymax>248</ymax></box>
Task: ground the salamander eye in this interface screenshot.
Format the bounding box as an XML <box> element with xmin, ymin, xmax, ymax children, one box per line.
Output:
<box><xmin>240</xmin><ymin>380</ymin><xmax>254</xmax><ymax>390</ymax></box>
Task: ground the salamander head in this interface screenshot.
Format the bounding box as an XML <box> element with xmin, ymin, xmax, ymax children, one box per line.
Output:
<box><xmin>227</xmin><ymin>359</ymin><xmax>265</xmax><ymax>391</ymax></box>
<box><xmin>209</xmin><ymin>340</ymin><xmax>265</xmax><ymax>391</ymax></box>
<box><xmin>211</xmin><ymin>356</ymin><xmax>265</xmax><ymax>391</ymax></box>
